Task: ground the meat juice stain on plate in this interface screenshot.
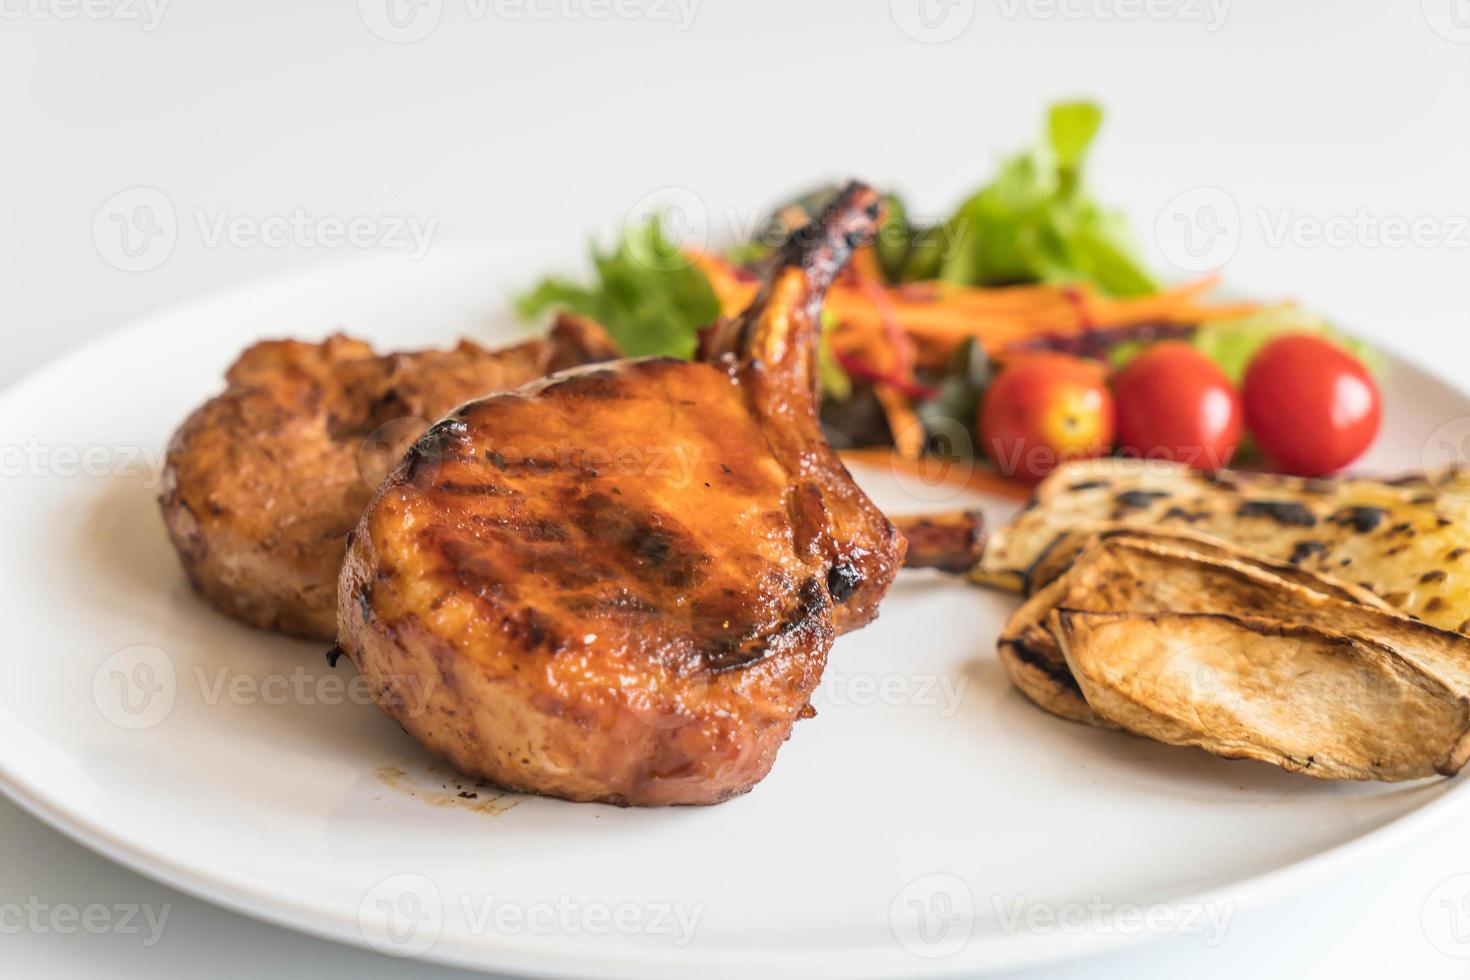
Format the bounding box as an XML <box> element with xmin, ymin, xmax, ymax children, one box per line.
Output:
<box><xmin>375</xmin><ymin>765</ymin><xmax>521</xmax><ymax>816</ymax></box>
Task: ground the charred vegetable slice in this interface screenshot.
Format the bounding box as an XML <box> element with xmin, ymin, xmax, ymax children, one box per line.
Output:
<box><xmin>980</xmin><ymin>458</ymin><xmax>1470</xmax><ymax>632</ymax></box>
<box><xmin>1052</xmin><ymin>610</ymin><xmax>1470</xmax><ymax>781</ymax></box>
<box><xmin>998</xmin><ymin>531</ymin><xmax>1400</xmax><ymax>727</ymax></box>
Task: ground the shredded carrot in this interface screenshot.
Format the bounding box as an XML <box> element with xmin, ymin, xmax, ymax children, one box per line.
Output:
<box><xmin>874</xmin><ymin>386</ymin><xmax>926</xmax><ymax>460</ymax></box>
<box><xmin>691</xmin><ymin>249</ymin><xmax>1260</xmax><ymax>465</ymax></box>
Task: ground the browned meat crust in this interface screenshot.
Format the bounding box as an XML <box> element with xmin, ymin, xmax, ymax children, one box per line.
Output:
<box><xmin>159</xmin><ymin>316</ymin><xmax>618</xmax><ymax>639</ymax></box>
<box><xmin>338</xmin><ymin>184</ymin><xmax>905</xmax><ymax>805</ymax></box>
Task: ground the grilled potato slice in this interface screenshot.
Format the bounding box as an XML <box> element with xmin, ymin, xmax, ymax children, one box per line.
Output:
<box><xmin>1023</xmin><ymin>525</ymin><xmax>1393</xmax><ymax>603</ymax></box>
<box><xmin>980</xmin><ymin>458</ymin><xmax>1470</xmax><ymax>631</ymax></box>
<box><xmin>1051</xmin><ymin>610</ymin><xmax>1470</xmax><ymax>780</ymax></box>
<box><xmin>1000</xmin><ymin>532</ymin><xmax>1401</xmax><ymax>727</ymax></box>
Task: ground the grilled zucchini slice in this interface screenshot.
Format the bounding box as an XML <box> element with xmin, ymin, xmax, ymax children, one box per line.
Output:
<box><xmin>980</xmin><ymin>458</ymin><xmax>1470</xmax><ymax>631</ymax></box>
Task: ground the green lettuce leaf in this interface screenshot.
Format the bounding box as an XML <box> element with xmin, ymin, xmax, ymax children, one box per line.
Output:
<box><xmin>931</xmin><ymin>101</ymin><xmax>1157</xmax><ymax>297</ymax></box>
<box><xmin>516</xmin><ymin>217</ymin><xmax>720</xmax><ymax>359</ymax></box>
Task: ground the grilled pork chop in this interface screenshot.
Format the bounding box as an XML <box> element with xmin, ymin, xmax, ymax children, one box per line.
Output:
<box><xmin>160</xmin><ymin>316</ymin><xmax>618</xmax><ymax>640</ymax></box>
<box><xmin>338</xmin><ymin>183</ymin><xmax>905</xmax><ymax>806</ymax></box>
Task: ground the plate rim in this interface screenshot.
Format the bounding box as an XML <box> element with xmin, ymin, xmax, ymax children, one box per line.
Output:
<box><xmin>4</xmin><ymin>247</ymin><xmax>1470</xmax><ymax>977</ymax></box>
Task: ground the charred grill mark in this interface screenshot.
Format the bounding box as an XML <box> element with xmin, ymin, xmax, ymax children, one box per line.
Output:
<box><xmin>403</xmin><ymin>418</ymin><xmax>474</xmax><ymax>484</ymax></box>
<box><xmin>1161</xmin><ymin>505</ymin><xmax>1210</xmax><ymax>523</ymax></box>
<box><xmin>1116</xmin><ymin>490</ymin><xmax>1170</xmax><ymax>510</ymax></box>
<box><xmin>1289</xmin><ymin>540</ymin><xmax>1326</xmax><ymax>565</ymax></box>
<box><xmin>522</xmin><ymin>552</ymin><xmax>602</xmax><ymax>589</ymax></box>
<box><xmin>505</xmin><ymin>607</ymin><xmax>554</xmax><ymax>651</ymax></box>
<box><xmin>1004</xmin><ymin>640</ymin><xmax>1083</xmax><ymax>693</ymax></box>
<box><xmin>1068</xmin><ymin>480</ymin><xmax>1109</xmax><ymax>491</ymax></box>
<box><xmin>1422</xmin><ymin>569</ymin><xmax>1448</xmax><ymax>584</ymax></box>
<box><xmin>826</xmin><ymin>561</ymin><xmax>861</xmax><ymax>602</ymax></box>
<box><xmin>780</xmin><ymin>578</ymin><xmax>829</xmax><ymax>638</ymax></box>
<box><xmin>1200</xmin><ymin>471</ymin><xmax>1241</xmax><ymax>491</ymax></box>
<box><xmin>692</xmin><ymin>578</ymin><xmax>830</xmax><ymax>674</ymax></box>
<box><xmin>572</xmin><ymin>493</ymin><xmax>710</xmax><ymax>590</ymax></box>
<box><xmin>518</xmin><ymin>519</ymin><xmax>569</xmax><ymax>543</ymax></box>
<box><xmin>700</xmin><ymin>639</ymin><xmax>763</xmax><ymax>673</ymax></box>
<box><xmin>436</xmin><ymin>536</ymin><xmax>512</xmax><ymax>602</ymax></box>
<box><xmin>1330</xmin><ymin>505</ymin><xmax>1388</xmax><ymax>533</ymax></box>
<box><xmin>1237</xmin><ymin>500</ymin><xmax>1317</xmax><ymax>528</ymax></box>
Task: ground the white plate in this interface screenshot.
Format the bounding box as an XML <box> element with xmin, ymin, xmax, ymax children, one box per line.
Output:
<box><xmin>2</xmin><ymin>243</ymin><xmax>1468</xmax><ymax>978</ymax></box>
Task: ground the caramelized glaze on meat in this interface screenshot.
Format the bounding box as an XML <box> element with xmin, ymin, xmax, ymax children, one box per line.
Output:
<box><xmin>160</xmin><ymin>316</ymin><xmax>618</xmax><ymax>639</ymax></box>
<box><xmin>338</xmin><ymin>184</ymin><xmax>905</xmax><ymax>805</ymax></box>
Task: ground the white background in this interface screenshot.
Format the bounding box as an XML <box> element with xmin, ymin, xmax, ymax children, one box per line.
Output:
<box><xmin>3</xmin><ymin>1</ymin><xmax>1470</xmax><ymax>976</ymax></box>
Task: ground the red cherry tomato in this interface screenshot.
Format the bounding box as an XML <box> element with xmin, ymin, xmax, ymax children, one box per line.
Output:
<box><xmin>979</xmin><ymin>354</ymin><xmax>1115</xmax><ymax>484</ymax></box>
<box><xmin>1241</xmin><ymin>334</ymin><xmax>1380</xmax><ymax>476</ymax></box>
<box><xmin>1112</xmin><ymin>342</ymin><xmax>1243</xmax><ymax>470</ymax></box>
